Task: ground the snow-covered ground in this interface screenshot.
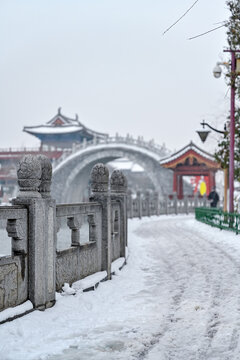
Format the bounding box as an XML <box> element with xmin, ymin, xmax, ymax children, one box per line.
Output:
<box><xmin>1</xmin><ymin>215</ymin><xmax>240</xmax><ymax>359</ymax></box>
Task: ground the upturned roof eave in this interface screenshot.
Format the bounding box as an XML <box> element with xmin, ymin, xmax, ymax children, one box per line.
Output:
<box><xmin>159</xmin><ymin>141</ymin><xmax>216</xmax><ymax>165</ymax></box>
<box><xmin>23</xmin><ymin>125</ymin><xmax>108</xmax><ymax>137</ymax></box>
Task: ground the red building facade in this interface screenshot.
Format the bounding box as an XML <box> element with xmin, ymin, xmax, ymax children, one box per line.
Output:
<box><xmin>160</xmin><ymin>142</ymin><xmax>221</xmax><ymax>199</ymax></box>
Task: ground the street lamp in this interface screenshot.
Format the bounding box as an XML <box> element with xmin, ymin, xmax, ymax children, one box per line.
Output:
<box><xmin>197</xmin><ymin>119</ymin><xmax>226</xmax><ymax>140</ymax></box>
<box><xmin>213</xmin><ymin>50</ymin><xmax>240</xmax><ymax>213</ymax></box>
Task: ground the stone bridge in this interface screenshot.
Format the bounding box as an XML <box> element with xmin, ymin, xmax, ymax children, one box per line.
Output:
<box><xmin>52</xmin><ymin>135</ymin><xmax>173</xmax><ymax>203</ymax></box>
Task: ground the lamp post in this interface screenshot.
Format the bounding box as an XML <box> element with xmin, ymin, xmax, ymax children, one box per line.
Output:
<box><xmin>197</xmin><ymin>120</ymin><xmax>227</xmax><ymax>211</ymax></box>
<box><xmin>213</xmin><ymin>50</ymin><xmax>240</xmax><ymax>213</ymax></box>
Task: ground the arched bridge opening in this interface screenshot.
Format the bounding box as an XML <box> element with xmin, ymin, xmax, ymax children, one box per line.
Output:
<box><xmin>52</xmin><ymin>143</ymin><xmax>172</xmax><ymax>204</ymax></box>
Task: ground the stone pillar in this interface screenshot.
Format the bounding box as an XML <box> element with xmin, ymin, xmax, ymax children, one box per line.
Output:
<box><xmin>127</xmin><ymin>190</ymin><xmax>133</xmax><ymax>219</ymax></box>
<box><xmin>184</xmin><ymin>195</ymin><xmax>189</xmax><ymax>214</ymax></box>
<box><xmin>173</xmin><ymin>192</ymin><xmax>178</xmax><ymax>214</ymax></box>
<box><xmin>203</xmin><ymin>194</ymin><xmax>207</xmax><ymax>207</ymax></box>
<box><xmin>110</xmin><ymin>170</ymin><xmax>128</xmax><ymax>257</ymax></box>
<box><xmin>13</xmin><ymin>154</ymin><xmax>56</xmax><ymax>310</ymax></box>
<box><xmin>154</xmin><ymin>192</ymin><xmax>159</xmax><ymax>216</ymax></box>
<box><xmin>137</xmin><ymin>191</ymin><xmax>142</xmax><ymax>219</ymax></box>
<box><xmin>194</xmin><ymin>193</ymin><xmax>198</xmax><ymax>208</ymax></box>
<box><xmin>145</xmin><ymin>191</ymin><xmax>151</xmax><ymax>217</ymax></box>
<box><xmin>165</xmin><ymin>194</ymin><xmax>169</xmax><ymax>215</ymax></box>
<box><xmin>89</xmin><ymin>163</ymin><xmax>112</xmax><ymax>279</ymax></box>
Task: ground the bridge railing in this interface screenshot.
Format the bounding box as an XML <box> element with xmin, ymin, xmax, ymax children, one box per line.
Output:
<box><xmin>127</xmin><ymin>192</ymin><xmax>210</xmax><ymax>218</ymax></box>
<box><xmin>52</xmin><ymin>135</ymin><xmax>169</xmax><ymax>169</ymax></box>
<box><xmin>0</xmin><ymin>206</ymin><xmax>28</xmax><ymax>313</ymax></box>
<box><xmin>0</xmin><ymin>155</ymin><xmax>128</xmax><ymax>319</ymax></box>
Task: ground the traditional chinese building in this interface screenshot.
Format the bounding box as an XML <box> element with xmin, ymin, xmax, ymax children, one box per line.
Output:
<box><xmin>160</xmin><ymin>142</ymin><xmax>221</xmax><ymax>199</ymax></box>
<box><xmin>23</xmin><ymin>108</ymin><xmax>108</xmax><ymax>149</ymax></box>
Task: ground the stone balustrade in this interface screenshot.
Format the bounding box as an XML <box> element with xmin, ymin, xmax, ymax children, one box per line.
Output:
<box><xmin>0</xmin><ymin>155</ymin><xmax>128</xmax><ymax>317</ymax></box>
<box><xmin>52</xmin><ymin>135</ymin><xmax>168</xmax><ymax>169</ymax></box>
<box><xmin>127</xmin><ymin>191</ymin><xmax>209</xmax><ymax>218</ymax></box>
<box><xmin>0</xmin><ymin>153</ymin><xmax>210</xmax><ymax>320</ymax></box>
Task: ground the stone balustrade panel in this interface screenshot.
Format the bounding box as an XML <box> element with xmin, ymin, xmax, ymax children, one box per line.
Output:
<box><xmin>0</xmin><ymin>206</ymin><xmax>28</xmax><ymax>311</ymax></box>
<box><xmin>56</xmin><ymin>203</ymin><xmax>102</xmax><ymax>291</ymax></box>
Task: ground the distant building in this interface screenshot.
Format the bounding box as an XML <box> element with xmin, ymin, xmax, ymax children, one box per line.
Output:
<box><xmin>23</xmin><ymin>108</ymin><xmax>108</xmax><ymax>149</ymax></box>
<box><xmin>160</xmin><ymin>141</ymin><xmax>221</xmax><ymax>199</ymax></box>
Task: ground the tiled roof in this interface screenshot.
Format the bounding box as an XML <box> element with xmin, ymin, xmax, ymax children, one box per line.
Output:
<box><xmin>23</xmin><ymin>108</ymin><xmax>108</xmax><ymax>138</ymax></box>
<box><xmin>159</xmin><ymin>141</ymin><xmax>216</xmax><ymax>165</ymax></box>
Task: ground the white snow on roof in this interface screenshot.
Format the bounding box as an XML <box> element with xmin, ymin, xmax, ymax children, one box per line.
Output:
<box><xmin>24</xmin><ymin>110</ymin><xmax>108</xmax><ymax>138</ymax></box>
<box><xmin>24</xmin><ymin>126</ymin><xmax>84</xmax><ymax>135</ymax></box>
<box><xmin>159</xmin><ymin>142</ymin><xmax>215</xmax><ymax>165</ymax></box>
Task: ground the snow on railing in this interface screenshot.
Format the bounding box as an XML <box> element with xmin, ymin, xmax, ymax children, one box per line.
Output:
<box><xmin>52</xmin><ymin>135</ymin><xmax>169</xmax><ymax>169</ymax></box>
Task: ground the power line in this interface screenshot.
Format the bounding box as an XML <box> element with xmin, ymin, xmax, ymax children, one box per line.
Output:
<box><xmin>162</xmin><ymin>0</ymin><xmax>200</xmax><ymax>36</ymax></box>
<box><xmin>188</xmin><ymin>24</ymin><xmax>226</xmax><ymax>40</ymax></box>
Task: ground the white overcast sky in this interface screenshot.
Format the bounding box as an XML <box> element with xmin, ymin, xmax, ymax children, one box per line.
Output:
<box><xmin>0</xmin><ymin>0</ymin><xmax>230</xmax><ymax>153</ymax></box>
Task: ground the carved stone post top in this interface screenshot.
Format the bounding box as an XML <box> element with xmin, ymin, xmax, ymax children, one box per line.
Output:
<box><xmin>90</xmin><ymin>163</ymin><xmax>109</xmax><ymax>193</ymax></box>
<box><xmin>110</xmin><ymin>170</ymin><xmax>127</xmax><ymax>194</ymax></box>
<box><xmin>37</xmin><ymin>154</ymin><xmax>52</xmax><ymax>198</ymax></box>
<box><xmin>17</xmin><ymin>154</ymin><xmax>41</xmax><ymax>180</ymax></box>
<box><xmin>17</xmin><ymin>154</ymin><xmax>42</xmax><ymax>198</ymax></box>
<box><xmin>16</xmin><ymin>154</ymin><xmax>53</xmax><ymax>199</ymax></box>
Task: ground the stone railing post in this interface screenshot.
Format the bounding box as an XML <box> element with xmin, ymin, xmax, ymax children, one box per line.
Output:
<box><xmin>110</xmin><ymin>170</ymin><xmax>128</xmax><ymax>258</ymax></box>
<box><xmin>154</xmin><ymin>192</ymin><xmax>159</xmax><ymax>216</ymax></box>
<box><xmin>89</xmin><ymin>163</ymin><xmax>112</xmax><ymax>279</ymax></box>
<box><xmin>145</xmin><ymin>191</ymin><xmax>151</xmax><ymax>217</ymax></box>
<box><xmin>184</xmin><ymin>195</ymin><xmax>189</xmax><ymax>214</ymax></box>
<box><xmin>173</xmin><ymin>192</ymin><xmax>178</xmax><ymax>215</ymax></box>
<box><xmin>137</xmin><ymin>191</ymin><xmax>142</xmax><ymax>219</ymax></box>
<box><xmin>13</xmin><ymin>154</ymin><xmax>56</xmax><ymax>310</ymax></box>
<box><xmin>127</xmin><ymin>190</ymin><xmax>133</xmax><ymax>219</ymax></box>
<box><xmin>203</xmin><ymin>194</ymin><xmax>207</xmax><ymax>207</ymax></box>
<box><xmin>194</xmin><ymin>193</ymin><xmax>198</xmax><ymax>208</ymax></box>
<box><xmin>165</xmin><ymin>195</ymin><xmax>169</xmax><ymax>215</ymax></box>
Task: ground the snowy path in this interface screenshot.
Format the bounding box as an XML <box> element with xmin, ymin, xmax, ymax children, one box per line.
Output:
<box><xmin>1</xmin><ymin>215</ymin><xmax>240</xmax><ymax>359</ymax></box>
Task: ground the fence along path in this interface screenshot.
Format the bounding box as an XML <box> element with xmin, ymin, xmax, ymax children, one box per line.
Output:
<box><xmin>127</xmin><ymin>191</ymin><xmax>209</xmax><ymax>218</ymax></box>
<box><xmin>0</xmin><ymin>153</ymin><xmax>206</xmax><ymax>320</ymax></box>
<box><xmin>0</xmin><ymin>155</ymin><xmax>128</xmax><ymax>318</ymax></box>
